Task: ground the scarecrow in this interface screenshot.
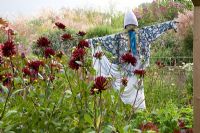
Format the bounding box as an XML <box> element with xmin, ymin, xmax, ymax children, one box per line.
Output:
<box><xmin>88</xmin><ymin>10</ymin><xmax>177</xmax><ymax>109</ymax></box>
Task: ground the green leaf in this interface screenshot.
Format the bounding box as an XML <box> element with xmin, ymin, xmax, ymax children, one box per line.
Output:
<box><xmin>14</xmin><ymin>77</ymin><xmax>23</xmax><ymax>85</ymax></box>
<box><xmin>84</xmin><ymin>113</ymin><xmax>93</xmax><ymax>125</ymax></box>
<box><xmin>96</xmin><ymin>115</ymin><xmax>101</xmax><ymax>129</ymax></box>
<box><xmin>11</xmin><ymin>89</ymin><xmax>24</xmax><ymax>96</ymax></box>
<box><xmin>0</xmin><ymin>121</ymin><xmax>3</xmax><ymax>127</ymax></box>
<box><xmin>4</xmin><ymin>124</ymin><xmax>15</xmax><ymax>132</ymax></box>
<box><xmin>123</xmin><ymin>125</ymin><xmax>131</xmax><ymax>132</ymax></box>
<box><xmin>103</xmin><ymin>125</ymin><xmax>116</xmax><ymax>132</ymax></box>
<box><xmin>0</xmin><ymin>83</ymin><xmax>9</xmax><ymax>94</ymax></box>
<box><xmin>5</xmin><ymin>110</ymin><xmax>17</xmax><ymax>118</ymax></box>
<box><xmin>133</xmin><ymin>129</ymin><xmax>142</xmax><ymax>133</ymax></box>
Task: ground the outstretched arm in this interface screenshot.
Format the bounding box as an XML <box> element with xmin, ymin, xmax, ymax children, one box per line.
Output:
<box><xmin>138</xmin><ymin>20</ymin><xmax>177</xmax><ymax>44</ymax></box>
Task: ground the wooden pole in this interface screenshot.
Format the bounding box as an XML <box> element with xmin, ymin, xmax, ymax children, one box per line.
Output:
<box><xmin>193</xmin><ymin>5</ymin><xmax>200</xmax><ymax>133</ymax></box>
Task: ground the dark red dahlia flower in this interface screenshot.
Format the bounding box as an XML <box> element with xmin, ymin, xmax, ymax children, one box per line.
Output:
<box><xmin>90</xmin><ymin>86</ymin><xmax>95</xmax><ymax>95</ymax></box>
<box><xmin>21</xmin><ymin>53</ymin><xmax>26</xmax><ymax>59</ymax></box>
<box><xmin>0</xmin><ymin>44</ymin><xmax>3</xmax><ymax>56</ymax></box>
<box><xmin>49</xmin><ymin>74</ymin><xmax>55</xmax><ymax>82</ymax></box>
<box><xmin>93</xmin><ymin>51</ymin><xmax>103</xmax><ymax>59</ymax></box>
<box><xmin>8</xmin><ymin>28</ymin><xmax>15</xmax><ymax>36</ymax></box>
<box><xmin>44</xmin><ymin>47</ymin><xmax>55</xmax><ymax>58</ymax></box>
<box><xmin>0</xmin><ymin>74</ymin><xmax>2</xmax><ymax>81</ymax></box>
<box><xmin>140</xmin><ymin>122</ymin><xmax>159</xmax><ymax>133</ymax></box>
<box><xmin>55</xmin><ymin>22</ymin><xmax>66</xmax><ymax>30</ymax></box>
<box><xmin>68</xmin><ymin>58</ymin><xmax>80</xmax><ymax>70</ymax></box>
<box><xmin>30</xmin><ymin>70</ymin><xmax>39</xmax><ymax>78</ymax></box>
<box><xmin>30</xmin><ymin>77</ymin><xmax>37</xmax><ymax>83</ymax></box>
<box><xmin>78</xmin><ymin>40</ymin><xmax>89</xmax><ymax>48</ymax></box>
<box><xmin>178</xmin><ymin>119</ymin><xmax>185</xmax><ymax>129</ymax></box>
<box><xmin>72</xmin><ymin>48</ymin><xmax>86</xmax><ymax>60</ymax></box>
<box><xmin>90</xmin><ymin>85</ymin><xmax>99</xmax><ymax>95</ymax></box>
<box><xmin>77</xmin><ymin>31</ymin><xmax>86</xmax><ymax>36</ymax></box>
<box><xmin>36</xmin><ymin>37</ymin><xmax>51</xmax><ymax>48</ymax></box>
<box><xmin>2</xmin><ymin>40</ymin><xmax>16</xmax><ymax>57</ymax></box>
<box><xmin>133</xmin><ymin>69</ymin><xmax>146</xmax><ymax>77</ymax></box>
<box><xmin>155</xmin><ymin>60</ymin><xmax>165</xmax><ymax>68</ymax></box>
<box><xmin>185</xmin><ymin>128</ymin><xmax>193</xmax><ymax>133</ymax></box>
<box><xmin>22</xmin><ymin>67</ymin><xmax>31</xmax><ymax>76</ymax></box>
<box><xmin>2</xmin><ymin>73</ymin><xmax>12</xmax><ymax>87</ymax></box>
<box><xmin>121</xmin><ymin>77</ymin><xmax>128</xmax><ymax>87</ymax></box>
<box><xmin>28</xmin><ymin>60</ymin><xmax>44</xmax><ymax>71</ymax></box>
<box><xmin>94</xmin><ymin>76</ymin><xmax>108</xmax><ymax>91</ymax></box>
<box><xmin>56</xmin><ymin>51</ymin><xmax>64</xmax><ymax>59</ymax></box>
<box><xmin>0</xmin><ymin>56</ymin><xmax>3</xmax><ymax>65</ymax></box>
<box><xmin>50</xmin><ymin>63</ymin><xmax>62</xmax><ymax>70</ymax></box>
<box><xmin>61</xmin><ymin>33</ymin><xmax>73</xmax><ymax>41</ymax></box>
<box><xmin>121</xmin><ymin>52</ymin><xmax>137</xmax><ymax>66</ymax></box>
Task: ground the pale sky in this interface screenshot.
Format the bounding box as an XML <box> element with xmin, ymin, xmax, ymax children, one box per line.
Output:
<box><xmin>0</xmin><ymin>0</ymin><xmax>153</xmax><ymax>20</ymax></box>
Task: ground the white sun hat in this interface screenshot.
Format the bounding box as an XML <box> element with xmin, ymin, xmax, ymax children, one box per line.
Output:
<box><xmin>124</xmin><ymin>10</ymin><xmax>138</xmax><ymax>29</ymax></box>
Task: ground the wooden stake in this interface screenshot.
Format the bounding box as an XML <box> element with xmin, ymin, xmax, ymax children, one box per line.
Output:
<box><xmin>193</xmin><ymin>5</ymin><xmax>200</xmax><ymax>133</ymax></box>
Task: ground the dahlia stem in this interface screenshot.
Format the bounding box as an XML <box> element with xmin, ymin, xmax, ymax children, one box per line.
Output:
<box><xmin>82</xmin><ymin>66</ymin><xmax>88</xmax><ymax>110</ymax></box>
<box><xmin>97</xmin><ymin>93</ymin><xmax>103</xmax><ymax>133</ymax></box>
<box><xmin>77</xmin><ymin>70</ymin><xmax>83</xmax><ymax>110</ymax></box>
<box><xmin>0</xmin><ymin>86</ymin><xmax>12</xmax><ymax>120</ymax></box>
<box><xmin>63</xmin><ymin>66</ymin><xmax>79</xmax><ymax>111</ymax></box>
<box><xmin>94</xmin><ymin>94</ymin><xmax>97</xmax><ymax>131</ymax></box>
<box><xmin>0</xmin><ymin>58</ymin><xmax>15</xmax><ymax>120</ymax></box>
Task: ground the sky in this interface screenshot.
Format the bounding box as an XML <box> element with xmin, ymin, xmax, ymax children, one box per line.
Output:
<box><xmin>0</xmin><ymin>0</ymin><xmax>153</xmax><ymax>20</ymax></box>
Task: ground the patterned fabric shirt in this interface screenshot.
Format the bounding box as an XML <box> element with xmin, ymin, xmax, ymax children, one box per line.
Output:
<box><xmin>88</xmin><ymin>20</ymin><xmax>177</xmax><ymax>66</ymax></box>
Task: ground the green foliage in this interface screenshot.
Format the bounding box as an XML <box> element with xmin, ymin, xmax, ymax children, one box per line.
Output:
<box><xmin>0</xmin><ymin>30</ymin><xmax>7</xmax><ymax>43</ymax></box>
<box><xmin>86</xmin><ymin>25</ymin><xmax>120</xmax><ymax>38</ymax></box>
<box><xmin>151</xmin><ymin>29</ymin><xmax>193</xmax><ymax>59</ymax></box>
<box><xmin>130</xmin><ymin>104</ymin><xmax>193</xmax><ymax>133</ymax></box>
<box><xmin>174</xmin><ymin>0</ymin><xmax>194</xmax><ymax>10</ymax></box>
<box><xmin>110</xmin><ymin>13</ymin><xmax>124</xmax><ymax>29</ymax></box>
<box><xmin>135</xmin><ymin>0</ymin><xmax>191</xmax><ymax>27</ymax></box>
<box><xmin>182</xmin><ymin>28</ymin><xmax>193</xmax><ymax>56</ymax></box>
